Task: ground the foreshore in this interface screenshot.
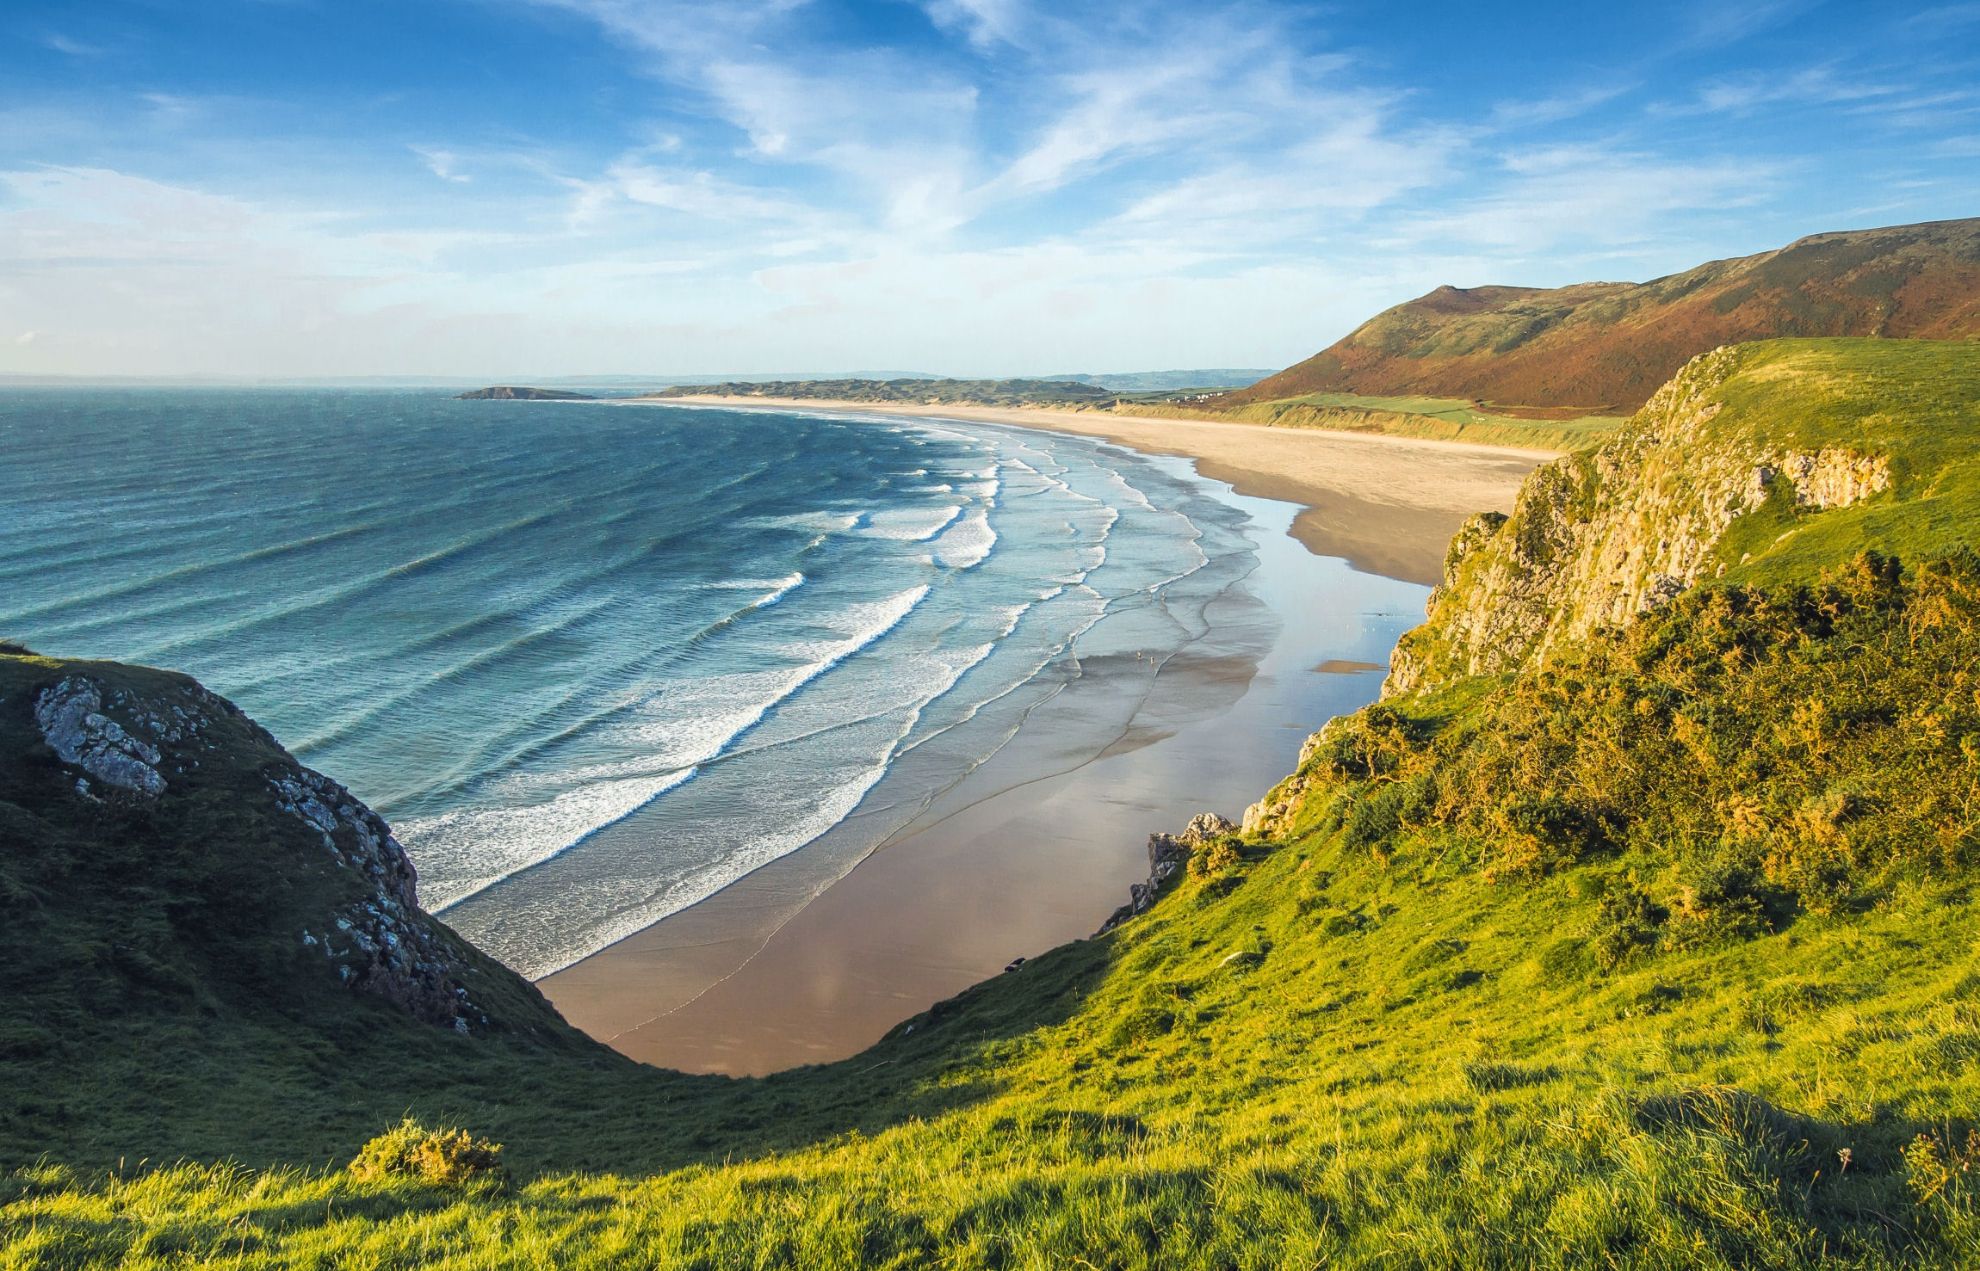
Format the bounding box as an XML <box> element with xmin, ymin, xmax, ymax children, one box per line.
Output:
<box><xmin>539</xmin><ymin>400</ymin><xmax>1546</xmax><ymax>1074</ymax></box>
<box><xmin>640</xmin><ymin>396</ymin><xmax>1556</xmax><ymax>584</ymax></box>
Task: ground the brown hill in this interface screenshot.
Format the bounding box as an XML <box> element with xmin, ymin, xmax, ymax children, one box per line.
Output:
<box><xmin>1226</xmin><ymin>217</ymin><xmax>1980</xmax><ymax>413</ymax></box>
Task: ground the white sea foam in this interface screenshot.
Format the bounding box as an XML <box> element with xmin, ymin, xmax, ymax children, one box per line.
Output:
<box><xmin>510</xmin><ymin>764</ymin><xmax>893</xmax><ymax>979</ymax></box>
<box><xmin>417</xmin><ymin>584</ymin><xmax>931</xmax><ymax>914</ymax></box>
<box><xmin>862</xmin><ymin>504</ymin><xmax>966</xmax><ymax>541</ymax></box>
<box><xmin>512</xmin><ymin>637</ymin><xmax>999</xmax><ymax>977</ymax></box>
<box><xmin>746</xmin><ymin>510</ymin><xmax>861</xmax><ymax>535</ymax></box>
<box><xmin>705</xmin><ymin>572</ymin><xmax>805</xmax><ymax>608</ymax></box>
<box><xmin>932</xmin><ymin>507</ymin><xmax>997</xmax><ymax>569</ymax></box>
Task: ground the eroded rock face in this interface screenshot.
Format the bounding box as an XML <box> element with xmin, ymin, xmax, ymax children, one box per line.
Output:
<box><xmin>1385</xmin><ymin>346</ymin><xmax>1896</xmax><ymax>696</ymax></box>
<box><xmin>1241</xmin><ymin>716</ymin><xmax>1356</xmax><ymax>839</ymax></box>
<box><xmin>1780</xmin><ymin>450</ymin><xmax>1893</xmax><ymax>509</ymax></box>
<box><xmin>1100</xmin><ymin>812</ymin><xmax>1236</xmax><ymax>932</ymax></box>
<box><xmin>274</xmin><ymin>767</ymin><xmax>486</xmax><ymax>1033</ymax></box>
<box><xmin>34</xmin><ymin>676</ymin><xmax>180</xmax><ymax>797</ymax></box>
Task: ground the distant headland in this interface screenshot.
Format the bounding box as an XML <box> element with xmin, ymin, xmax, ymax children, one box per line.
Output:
<box><xmin>454</xmin><ymin>385</ymin><xmax>596</xmax><ymax>400</ymax></box>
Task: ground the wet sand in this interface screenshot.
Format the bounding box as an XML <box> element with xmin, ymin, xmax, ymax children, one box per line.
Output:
<box><xmin>540</xmin><ymin>409</ymin><xmax>1542</xmax><ymax>1075</ymax></box>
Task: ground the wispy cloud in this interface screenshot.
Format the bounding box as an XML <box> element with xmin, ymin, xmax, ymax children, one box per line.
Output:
<box><xmin>1679</xmin><ymin>63</ymin><xmax>1901</xmax><ymax>116</ymax></box>
<box><xmin>414</xmin><ymin>146</ymin><xmax>472</xmax><ymax>183</ymax></box>
<box><xmin>1385</xmin><ymin>146</ymin><xmax>1777</xmax><ymax>261</ymax></box>
<box><xmin>919</xmin><ymin>0</ymin><xmax>1025</xmax><ymax>50</ymax></box>
<box><xmin>42</xmin><ymin>32</ymin><xmax>102</xmax><ymax>58</ymax></box>
<box><xmin>1903</xmin><ymin>4</ymin><xmax>1980</xmax><ymax>33</ymax></box>
<box><xmin>1488</xmin><ymin>85</ymin><xmax>1635</xmax><ymax>131</ymax></box>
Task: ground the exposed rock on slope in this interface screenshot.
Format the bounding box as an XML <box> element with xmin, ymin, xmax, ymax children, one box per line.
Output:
<box><xmin>1382</xmin><ymin>340</ymin><xmax>1955</xmax><ymax>697</ymax></box>
<box><xmin>1101</xmin><ymin>812</ymin><xmax>1236</xmax><ymax>931</ymax></box>
<box><xmin>271</xmin><ymin>766</ymin><xmax>487</xmax><ymax>1030</ymax></box>
<box><xmin>1224</xmin><ymin>217</ymin><xmax>1980</xmax><ymax>413</ymax></box>
<box><xmin>34</xmin><ymin>676</ymin><xmax>174</xmax><ymax>798</ymax></box>
<box><xmin>1</xmin><ymin>654</ymin><xmax>567</xmax><ymax>1036</ymax></box>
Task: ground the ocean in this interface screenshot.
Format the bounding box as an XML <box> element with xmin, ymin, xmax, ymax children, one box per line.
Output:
<box><xmin>1</xmin><ymin>389</ymin><xmax>1282</xmax><ymax>977</ymax></box>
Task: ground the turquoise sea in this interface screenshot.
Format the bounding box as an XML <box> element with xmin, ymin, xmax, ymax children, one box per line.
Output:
<box><xmin>1</xmin><ymin>390</ymin><xmax>1288</xmax><ymax>977</ymax></box>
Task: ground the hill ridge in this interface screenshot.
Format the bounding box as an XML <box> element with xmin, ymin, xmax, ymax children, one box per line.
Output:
<box><xmin>1223</xmin><ymin>217</ymin><xmax>1980</xmax><ymax>414</ymax></box>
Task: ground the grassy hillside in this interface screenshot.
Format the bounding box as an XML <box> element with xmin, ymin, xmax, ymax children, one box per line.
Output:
<box><xmin>6</xmin><ymin>339</ymin><xmax>1980</xmax><ymax>1266</ymax></box>
<box><xmin>1222</xmin><ymin>217</ymin><xmax>1980</xmax><ymax>415</ymax></box>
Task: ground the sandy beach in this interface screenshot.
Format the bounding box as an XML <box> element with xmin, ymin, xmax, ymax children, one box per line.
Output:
<box><xmin>643</xmin><ymin>397</ymin><xmax>1556</xmax><ymax>584</ymax></box>
<box><xmin>539</xmin><ymin>403</ymin><xmax>1547</xmax><ymax>1074</ymax></box>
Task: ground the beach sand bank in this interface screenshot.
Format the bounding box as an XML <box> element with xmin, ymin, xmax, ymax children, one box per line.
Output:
<box><xmin>539</xmin><ymin>404</ymin><xmax>1545</xmax><ymax>1074</ymax></box>
<box><xmin>642</xmin><ymin>397</ymin><xmax>1555</xmax><ymax>584</ymax></box>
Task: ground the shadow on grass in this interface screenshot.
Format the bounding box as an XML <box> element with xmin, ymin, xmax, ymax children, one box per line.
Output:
<box><xmin>2</xmin><ymin>923</ymin><xmax>1123</xmax><ymax>1179</ymax></box>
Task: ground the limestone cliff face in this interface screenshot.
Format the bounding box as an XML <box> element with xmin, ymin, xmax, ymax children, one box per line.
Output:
<box><xmin>1383</xmin><ymin>345</ymin><xmax>1891</xmax><ymax>696</ymax></box>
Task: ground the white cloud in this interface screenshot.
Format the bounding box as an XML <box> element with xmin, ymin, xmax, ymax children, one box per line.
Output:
<box><xmin>1487</xmin><ymin>85</ymin><xmax>1635</xmax><ymax>131</ymax></box>
<box><xmin>415</xmin><ymin>147</ymin><xmax>473</xmax><ymax>183</ymax></box>
<box><xmin>919</xmin><ymin>0</ymin><xmax>1025</xmax><ymax>50</ymax></box>
<box><xmin>1679</xmin><ymin>64</ymin><xmax>1900</xmax><ymax>116</ymax></box>
<box><xmin>14</xmin><ymin>331</ymin><xmax>35</xmax><ymax>346</ymax></box>
<box><xmin>7</xmin><ymin>0</ymin><xmax>1973</xmax><ymax>379</ymax></box>
<box><xmin>43</xmin><ymin>32</ymin><xmax>101</xmax><ymax>58</ymax></box>
<box><xmin>1385</xmin><ymin>148</ymin><xmax>1776</xmax><ymax>259</ymax></box>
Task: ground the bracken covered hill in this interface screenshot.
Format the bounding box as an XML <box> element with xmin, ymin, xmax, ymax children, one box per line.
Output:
<box><xmin>1224</xmin><ymin>218</ymin><xmax>1980</xmax><ymax>414</ymax></box>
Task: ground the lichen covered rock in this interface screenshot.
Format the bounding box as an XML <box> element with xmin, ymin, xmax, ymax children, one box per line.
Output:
<box><xmin>33</xmin><ymin>675</ymin><xmax>186</xmax><ymax>797</ymax></box>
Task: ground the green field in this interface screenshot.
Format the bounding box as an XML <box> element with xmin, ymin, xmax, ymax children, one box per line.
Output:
<box><xmin>5</xmin><ymin>339</ymin><xmax>1980</xmax><ymax>1267</ymax></box>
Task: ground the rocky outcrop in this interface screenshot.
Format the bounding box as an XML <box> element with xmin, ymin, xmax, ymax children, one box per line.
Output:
<box><xmin>1100</xmin><ymin>813</ymin><xmax>1235</xmax><ymax>932</ymax></box>
<box><xmin>1240</xmin><ymin>717</ymin><xmax>1358</xmax><ymax>839</ymax></box>
<box><xmin>1385</xmin><ymin>345</ymin><xmax>1895</xmax><ymax>696</ymax></box>
<box><xmin>274</xmin><ymin>769</ymin><xmax>486</xmax><ymax>1033</ymax></box>
<box><xmin>34</xmin><ymin>675</ymin><xmax>197</xmax><ymax>798</ymax></box>
<box><xmin>22</xmin><ymin>666</ymin><xmax>486</xmax><ymax>1033</ymax></box>
<box><xmin>1775</xmin><ymin>450</ymin><xmax>1893</xmax><ymax>509</ymax></box>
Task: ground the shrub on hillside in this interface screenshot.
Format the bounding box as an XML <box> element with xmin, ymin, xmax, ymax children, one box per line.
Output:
<box><xmin>1589</xmin><ymin>887</ymin><xmax>1666</xmax><ymax>972</ymax></box>
<box><xmin>1187</xmin><ymin>836</ymin><xmax>1244</xmax><ymax>880</ymax></box>
<box><xmin>349</xmin><ymin>1119</ymin><xmax>507</xmax><ymax>1189</ymax></box>
<box><xmin>1299</xmin><ymin>551</ymin><xmax>1980</xmax><ymax>962</ymax></box>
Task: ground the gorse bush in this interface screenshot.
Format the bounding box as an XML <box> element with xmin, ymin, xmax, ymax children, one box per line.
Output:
<box><xmin>1311</xmin><ymin>551</ymin><xmax>1980</xmax><ymax>949</ymax></box>
<box><xmin>348</xmin><ymin>1120</ymin><xmax>507</xmax><ymax>1189</ymax></box>
<box><xmin>1186</xmin><ymin>836</ymin><xmax>1243</xmax><ymax>880</ymax></box>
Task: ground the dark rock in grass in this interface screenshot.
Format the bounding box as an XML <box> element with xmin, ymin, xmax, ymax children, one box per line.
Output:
<box><xmin>1100</xmin><ymin>812</ymin><xmax>1237</xmax><ymax>933</ymax></box>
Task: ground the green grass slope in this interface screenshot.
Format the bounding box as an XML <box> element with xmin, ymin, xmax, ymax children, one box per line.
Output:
<box><xmin>6</xmin><ymin>339</ymin><xmax>1980</xmax><ymax>1266</ymax></box>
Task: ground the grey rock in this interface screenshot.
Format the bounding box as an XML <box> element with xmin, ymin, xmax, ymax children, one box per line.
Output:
<box><xmin>270</xmin><ymin>764</ymin><xmax>482</xmax><ymax>1031</ymax></box>
<box><xmin>1099</xmin><ymin>810</ymin><xmax>1235</xmax><ymax>933</ymax></box>
<box><xmin>34</xmin><ymin>676</ymin><xmax>167</xmax><ymax>797</ymax></box>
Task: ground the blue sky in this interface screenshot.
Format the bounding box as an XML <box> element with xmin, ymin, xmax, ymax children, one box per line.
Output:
<box><xmin>1</xmin><ymin>0</ymin><xmax>1976</xmax><ymax>378</ymax></box>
